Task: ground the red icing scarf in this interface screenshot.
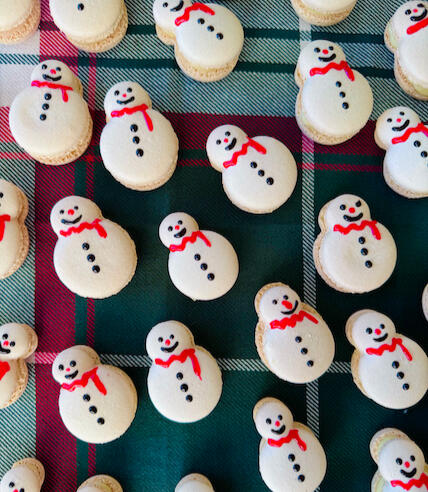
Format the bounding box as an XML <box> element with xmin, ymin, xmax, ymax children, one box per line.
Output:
<box><xmin>169</xmin><ymin>230</ymin><xmax>211</xmax><ymax>252</ymax></box>
<box><xmin>61</xmin><ymin>367</ymin><xmax>107</xmax><ymax>395</ymax></box>
<box><xmin>0</xmin><ymin>214</ymin><xmax>11</xmax><ymax>241</ymax></box>
<box><xmin>392</xmin><ymin>123</ymin><xmax>428</xmax><ymax>145</ymax></box>
<box><xmin>175</xmin><ymin>3</ymin><xmax>215</xmax><ymax>26</ymax></box>
<box><xmin>407</xmin><ymin>18</ymin><xmax>428</xmax><ymax>35</ymax></box>
<box><xmin>366</xmin><ymin>337</ymin><xmax>413</xmax><ymax>361</ymax></box>
<box><xmin>31</xmin><ymin>80</ymin><xmax>74</xmax><ymax>102</ymax></box>
<box><xmin>333</xmin><ymin>219</ymin><xmax>381</xmax><ymax>240</ymax></box>
<box><xmin>0</xmin><ymin>361</ymin><xmax>10</xmax><ymax>381</ymax></box>
<box><xmin>270</xmin><ymin>310</ymin><xmax>318</xmax><ymax>330</ymax></box>
<box><xmin>223</xmin><ymin>138</ymin><xmax>267</xmax><ymax>169</ymax></box>
<box><xmin>110</xmin><ymin>104</ymin><xmax>154</xmax><ymax>132</ymax></box>
<box><xmin>268</xmin><ymin>429</ymin><xmax>307</xmax><ymax>451</ymax></box>
<box><xmin>60</xmin><ymin>218</ymin><xmax>107</xmax><ymax>239</ymax></box>
<box><xmin>391</xmin><ymin>472</ymin><xmax>428</xmax><ymax>490</ymax></box>
<box><xmin>155</xmin><ymin>348</ymin><xmax>202</xmax><ymax>380</ymax></box>
<box><xmin>309</xmin><ymin>61</ymin><xmax>355</xmax><ymax>81</ymax></box>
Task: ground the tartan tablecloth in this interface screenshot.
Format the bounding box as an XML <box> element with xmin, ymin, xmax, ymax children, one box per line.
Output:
<box><xmin>0</xmin><ymin>0</ymin><xmax>427</xmax><ymax>490</ymax></box>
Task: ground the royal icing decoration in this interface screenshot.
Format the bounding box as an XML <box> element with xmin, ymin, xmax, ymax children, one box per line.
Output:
<box><xmin>0</xmin><ymin>323</ymin><xmax>37</xmax><ymax>409</ymax></box>
<box><xmin>0</xmin><ymin>180</ymin><xmax>29</xmax><ymax>280</ymax></box>
<box><xmin>159</xmin><ymin>212</ymin><xmax>239</xmax><ymax>301</ymax></box>
<box><xmin>347</xmin><ymin>310</ymin><xmax>428</xmax><ymax>409</ymax></box>
<box><xmin>0</xmin><ymin>458</ymin><xmax>45</xmax><ymax>492</ymax></box>
<box><xmin>375</xmin><ymin>107</ymin><xmax>428</xmax><ymax>198</ymax></box>
<box><xmin>152</xmin><ymin>0</ymin><xmax>244</xmax><ymax>81</ymax></box>
<box><xmin>9</xmin><ymin>60</ymin><xmax>92</xmax><ymax>165</ymax></box>
<box><xmin>254</xmin><ymin>397</ymin><xmax>327</xmax><ymax>492</ymax></box>
<box><xmin>100</xmin><ymin>81</ymin><xmax>179</xmax><ymax>191</ymax></box>
<box><xmin>371</xmin><ymin>428</ymin><xmax>428</xmax><ymax>492</ymax></box>
<box><xmin>146</xmin><ymin>321</ymin><xmax>222</xmax><ymax>423</ymax></box>
<box><xmin>314</xmin><ymin>194</ymin><xmax>397</xmax><ymax>293</ymax></box>
<box><xmin>255</xmin><ymin>283</ymin><xmax>334</xmax><ymax>383</ymax></box>
<box><xmin>295</xmin><ymin>40</ymin><xmax>373</xmax><ymax>143</ymax></box>
<box><xmin>51</xmin><ymin>196</ymin><xmax>137</xmax><ymax>299</ymax></box>
<box><xmin>206</xmin><ymin>125</ymin><xmax>297</xmax><ymax>214</ymax></box>
<box><xmin>53</xmin><ymin>345</ymin><xmax>137</xmax><ymax>444</ymax></box>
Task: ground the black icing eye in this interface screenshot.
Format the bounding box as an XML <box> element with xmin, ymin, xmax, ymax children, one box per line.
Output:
<box><xmin>20</xmin><ymin>488</ymin><xmax>24</xmax><ymax>492</ymax></box>
<box><xmin>163</xmin><ymin>1</ymin><xmax>168</xmax><ymax>6</ymax></box>
<box><xmin>366</xmin><ymin>328</ymin><xmax>373</xmax><ymax>334</ymax></box>
<box><xmin>396</xmin><ymin>458</ymin><xmax>403</xmax><ymax>465</ymax></box>
<box><xmin>10</xmin><ymin>342</ymin><xmax>15</xmax><ymax>347</ymax></box>
<box><xmin>70</xmin><ymin>360</ymin><xmax>76</xmax><ymax>367</ymax></box>
<box><xmin>418</xmin><ymin>3</ymin><xmax>424</xmax><ymax>7</ymax></box>
<box><xmin>8</xmin><ymin>483</ymin><xmax>14</xmax><ymax>488</ymax></box>
<box><xmin>170</xmin><ymin>334</ymin><xmax>174</xmax><ymax>340</ymax></box>
<box><xmin>266</xmin><ymin>418</ymin><xmax>272</xmax><ymax>424</ymax></box>
<box><xmin>168</xmin><ymin>226</ymin><xmax>173</xmax><ymax>231</ymax></box>
<box><xmin>178</xmin><ymin>220</ymin><xmax>183</xmax><ymax>225</ymax></box>
<box><xmin>278</xmin><ymin>414</ymin><xmax>283</xmax><ymax>421</ymax></box>
<box><xmin>355</xmin><ymin>200</ymin><xmax>361</xmax><ymax>207</ymax></box>
<box><xmin>0</xmin><ymin>192</ymin><xmax>3</xmax><ymax>198</ymax></box>
<box><xmin>340</xmin><ymin>204</ymin><xmax>346</xmax><ymax>210</ymax></box>
<box><xmin>314</xmin><ymin>47</ymin><xmax>320</xmax><ymax>53</ymax></box>
<box><xmin>380</xmin><ymin>324</ymin><xmax>385</xmax><ymax>329</ymax></box>
<box><xmin>127</xmin><ymin>87</ymin><xmax>133</xmax><ymax>93</ymax></box>
<box><xmin>74</xmin><ymin>206</ymin><xmax>78</xmax><ymax>210</ymax></box>
<box><xmin>42</xmin><ymin>64</ymin><xmax>47</xmax><ymax>69</ymax></box>
<box><xmin>329</xmin><ymin>45</ymin><xmax>334</xmax><ymax>50</ymax></box>
<box><xmin>225</xmin><ymin>131</ymin><xmax>230</xmax><ymax>136</ymax></box>
<box><xmin>405</xmin><ymin>9</ymin><xmax>411</xmax><ymax>14</ymax></box>
<box><xmin>58</xmin><ymin>364</ymin><xmax>64</xmax><ymax>371</ymax></box>
<box><xmin>2</xmin><ymin>333</ymin><xmax>8</xmax><ymax>340</ymax></box>
<box><xmin>114</xmin><ymin>90</ymin><xmax>119</xmax><ymax>96</ymax></box>
<box><xmin>410</xmin><ymin>455</ymin><xmax>416</xmax><ymax>461</ymax></box>
<box><xmin>272</xmin><ymin>299</ymin><xmax>278</xmax><ymax>305</ymax></box>
<box><xmin>283</xmin><ymin>295</ymin><xmax>288</xmax><ymax>300</ymax></box>
<box><xmin>56</xmin><ymin>67</ymin><xmax>61</xmax><ymax>71</ymax></box>
<box><xmin>216</xmin><ymin>139</ymin><xmax>221</xmax><ymax>145</ymax></box>
<box><xmin>399</xmin><ymin>111</ymin><xmax>405</xmax><ymax>116</ymax></box>
<box><xmin>387</xmin><ymin>118</ymin><xmax>392</xmax><ymax>123</ymax></box>
<box><xmin>158</xmin><ymin>337</ymin><xmax>163</xmax><ymax>343</ymax></box>
<box><xmin>60</xmin><ymin>210</ymin><xmax>64</xmax><ymax>214</ymax></box>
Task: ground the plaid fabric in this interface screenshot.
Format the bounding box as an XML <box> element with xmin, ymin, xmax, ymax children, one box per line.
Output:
<box><xmin>0</xmin><ymin>0</ymin><xmax>427</xmax><ymax>490</ymax></box>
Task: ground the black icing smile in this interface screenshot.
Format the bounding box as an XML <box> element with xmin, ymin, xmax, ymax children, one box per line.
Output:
<box><xmin>281</xmin><ymin>300</ymin><xmax>298</xmax><ymax>316</ymax></box>
<box><xmin>43</xmin><ymin>74</ymin><xmax>62</xmax><ymax>82</ymax></box>
<box><xmin>161</xmin><ymin>341</ymin><xmax>179</xmax><ymax>353</ymax></box>
<box><xmin>401</xmin><ymin>468</ymin><xmax>417</xmax><ymax>479</ymax></box>
<box><xmin>117</xmin><ymin>96</ymin><xmax>135</xmax><ymax>105</ymax></box>
<box><xmin>271</xmin><ymin>425</ymin><xmax>286</xmax><ymax>435</ymax></box>
<box><xmin>411</xmin><ymin>9</ymin><xmax>427</xmax><ymax>22</ymax></box>
<box><xmin>319</xmin><ymin>53</ymin><xmax>336</xmax><ymax>62</ymax></box>
<box><xmin>65</xmin><ymin>370</ymin><xmax>79</xmax><ymax>380</ymax></box>
<box><xmin>0</xmin><ymin>346</ymin><xmax>10</xmax><ymax>354</ymax></box>
<box><xmin>225</xmin><ymin>138</ymin><xmax>237</xmax><ymax>151</ymax></box>
<box><xmin>392</xmin><ymin>120</ymin><xmax>410</xmax><ymax>132</ymax></box>
<box><xmin>373</xmin><ymin>333</ymin><xmax>388</xmax><ymax>343</ymax></box>
<box><xmin>174</xmin><ymin>228</ymin><xmax>187</xmax><ymax>238</ymax></box>
<box><xmin>170</xmin><ymin>0</ymin><xmax>184</xmax><ymax>11</ymax></box>
<box><xmin>343</xmin><ymin>212</ymin><xmax>363</xmax><ymax>222</ymax></box>
<box><xmin>61</xmin><ymin>215</ymin><xmax>83</xmax><ymax>225</ymax></box>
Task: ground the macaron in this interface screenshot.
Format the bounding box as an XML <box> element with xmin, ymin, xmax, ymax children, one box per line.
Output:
<box><xmin>0</xmin><ymin>0</ymin><xmax>40</xmax><ymax>44</ymax></box>
<box><xmin>77</xmin><ymin>475</ymin><xmax>123</xmax><ymax>492</ymax></box>
<box><xmin>291</xmin><ymin>0</ymin><xmax>357</xmax><ymax>26</ymax></box>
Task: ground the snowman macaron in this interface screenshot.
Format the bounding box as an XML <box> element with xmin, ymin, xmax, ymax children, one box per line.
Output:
<box><xmin>295</xmin><ymin>40</ymin><xmax>373</xmax><ymax>145</ymax></box>
<box><xmin>291</xmin><ymin>0</ymin><xmax>357</xmax><ymax>26</ymax></box>
<box><xmin>159</xmin><ymin>212</ymin><xmax>239</xmax><ymax>301</ymax></box>
<box><xmin>146</xmin><ymin>321</ymin><xmax>222</xmax><ymax>423</ymax></box>
<box><xmin>9</xmin><ymin>60</ymin><xmax>92</xmax><ymax>165</ymax></box>
<box><xmin>0</xmin><ymin>179</ymin><xmax>29</xmax><ymax>279</ymax></box>
<box><xmin>0</xmin><ymin>323</ymin><xmax>38</xmax><ymax>409</ymax></box>
<box><xmin>153</xmin><ymin>0</ymin><xmax>244</xmax><ymax>82</ymax></box>
<box><xmin>375</xmin><ymin>106</ymin><xmax>428</xmax><ymax>198</ymax></box>
<box><xmin>385</xmin><ymin>1</ymin><xmax>428</xmax><ymax>100</ymax></box>
<box><xmin>51</xmin><ymin>196</ymin><xmax>137</xmax><ymax>299</ymax></box>
<box><xmin>52</xmin><ymin>345</ymin><xmax>138</xmax><ymax>444</ymax></box>
<box><xmin>49</xmin><ymin>0</ymin><xmax>128</xmax><ymax>52</ymax></box>
<box><xmin>0</xmin><ymin>459</ymin><xmax>45</xmax><ymax>492</ymax></box>
<box><xmin>313</xmin><ymin>194</ymin><xmax>397</xmax><ymax>293</ymax></box>
<box><xmin>423</xmin><ymin>284</ymin><xmax>428</xmax><ymax>322</ymax></box>
<box><xmin>100</xmin><ymin>81</ymin><xmax>179</xmax><ymax>191</ymax></box>
<box><xmin>77</xmin><ymin>475</ymin><xmax>123</xmax><ymax>492</ymax></box>
<box><xmin>370</xmin><ymin>428</ymin><xmax>428</xmax><ymax>491</ymax></box>
<box><xmin>255</xmin><ymin>283</ymin><xmax>334</xmax><ymax>384</ymax></box>
<box><xmin>206</xmin><ymin>125</ymin><xmax>298</xmax><ymax>214</ymax></box>
<box><xmin>0</xmin><ymin>0</ymin><xmax>40</xmax><ymax>44</ymax></box>
<box><xmin>176</xmin><ymin>474</ymin><xmax>214</xmax><ymax>491</ymax></box>
<box><xmin>253</xmin><ymin>397</ymin><xmax>327</xmax><ymax>492</ymax></box>
<box><xmin>346</xmin><ymin>310</ymin><xmax>428</xmax><ymax>409</ymax></box>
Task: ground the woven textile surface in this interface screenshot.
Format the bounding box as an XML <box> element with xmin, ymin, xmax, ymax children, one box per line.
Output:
<box><xmin>0</xmin><ymin>0</ymin><xmax>427</xmax><ymax>490</ymax></box>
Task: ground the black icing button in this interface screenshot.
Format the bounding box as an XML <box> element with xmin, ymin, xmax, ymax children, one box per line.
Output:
<box><xmin>89</xmin><ymin>406</ymin><xmax>97</xmax><ymax>414</ymax></box>
<box><xmin>339</xmin><ymin>92</ymin><xmax>346</xmax><ymax>98</ymax></box>
<box><xmin>298</xmin><ymin>475</ymin><xmax>305</xmax><ymax>482</ymax></box>
<box><xmin>136</xmin><ymin>148</ymin><xmax>144</xmax><ymax>157</ymax></box>
<box><xmin>92</xmin><ymin>265</ymin><xmax>100</xmax><ymax>273</ymax></box>
<box><xmin>42</xmin><ymin>103</ymin><xmax>49</xmax><ymax>110</ymax></box>
<box><xmin>186</xmin><ymin>395</ymin><xmax>193</xmax><ymax>402</ymax></box>
<box><xmin>288</xmin><ymin>454</ymin><xmax>295</xmax><ymax>462</ymax></box>
<box><xmin>77</xmin><ymin>3</ymin><xmax>84</xmax><ymax>10</ymax></box>
<box><xmin>130</xmin><ymin>124</ymin><xmax>138</xmax><ymax>132</ymax></box>
<box><xmin>40</xmin><ymin>114</ymin><xmax>47</xmax><ymax>121</ymax></box>
<box><xmin>258</xmin><ymin>170</ymin><xmax>265</xmax><ymax>177</ymax></box>
<box><xmin>176</xmin><ymin>372</ymin><xmax>183</xmax><ymax>380</ymax></box>
<box><xmin>97</xmin><ymin>418</ymin><xmax>105</xmax><ymax>425</ymax></box>
<box><xmin>342</xmin><ymin>102</ymin><xmax>349</xmax><ymax>109</ymax></box>
<box><xmin>301</xmin><ymin>348</ymin><xmax>308</xmax><ymax>355</ymax></box>
<box><xmin>87</xmin><ymin>254</ymin><xmax>95</xmax><ymax>262</ymax></box>
<box><xmin>200</xmin><ymin>263</ymin><xmax>208</xmax><ymax>271</ymax></box>
<box><xmin>392</xmin><ymin>361</ymin><xmax>399</xmax><ymax>369</ymax></box>
<box><xmin>44</xmin><ymin>93</ymin><xmax>52</xmax><ymax>100</ymax></box>
<box><xmin>83</xmin><ymin>394</ymin><xmax>90</xmax><ymax>401</ymax></box>
<box><xmin>397</xmin><ymin>372</ymin><xmax>404</xmax><ymax>379</ymax></box>
<box><xmin>365</xmin><ymin>261</ymin><xmax>373</xmax><ymax>268</ymax></box>
<box><xmin>194</xmin><ymin>254</ymin><xmax>201</xmax><ymax>261</ymax></box>
<box><xmin>414</xmin><ymin>140</ymin><xmax>421</xmax><ymax>147</ymax></box>
<box><xmin>198</xmin><ymin>18</ymin><xmax>205</xmax><ymax>24</ymax></box>
<box><xmin>421</xmin><ymin>151</ymin><xmax>427</xmax><ymax>158</ymax></box>
<box><xmin>358</xmin><ymin>237</ymin><xmax>365</xmax><ymax>244</ymax></box>
<box><xmin>295</xmin><ymin>336</ymin><xmax>302</xmax><ymax>343</ymax></box>
<box><xmin>133</xmin><ymin>136</ymin><xmax>140</xmax><ymax>144</ymax></box>
<box><xmin>266</xmin><ymin>177</ymin><xmax>274</xmax><ymax>185</ymax></box>
<box><xmin>207</xmin><ymin>273</ymin><xmax>215</xmax><ymax>281</ymax></box>
<box><xmin>360</xmin><ymin>248</ymin><xmax>368</xmax><ymax>256</ymax></box>
<box><xmin>217</xmin><ymin>33</ymin><xmax>223</xmax><ymax>40</ymax></box>
<box><xmin>82</xmin><ymin>242</ymin><xmax>90</xmax><ymax>250</ymax></box>
<box><xmin>207</xmin><ymin>25</ymin><xmax>214</xmax><ymax>32</ymax></box>
<box><xmin>180</xmin><ymin>384</ymin><xmax>188</xmax><ymax>392</ymax></box>
<box><xmin>307</xmin><ymin>360</ymin><xmax>314</xmax><ymax>367</ymax></box>
<box><xmin>250</xmin><ymin>161</ymin><xmax>257</xmax><ymax>168</ymax></box>
<box><xmin>403</xmin><ymin>383</ymin><xmax>410</xmax><ymax>390</ymax></box>
<box><xmin>336</xmin><ymin>81</ymin><xmax>341</xmax><ymax>87</ymax></box>
<box><xmin>293</xmin><ymin>464</ymin><xmax>301</xmax><ymax>472</ymax></box>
